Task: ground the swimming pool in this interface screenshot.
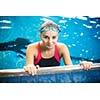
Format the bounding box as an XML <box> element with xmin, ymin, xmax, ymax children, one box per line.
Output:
<box><xmin>0</xmin><ymin>16</ymin><xmax>100</xmax><ymax>83</ymax></box>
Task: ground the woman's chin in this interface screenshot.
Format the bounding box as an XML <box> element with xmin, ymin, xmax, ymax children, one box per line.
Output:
<box><xmin>47</xmin><ymin>45</ymin><xmax>53</xmax><ymax>49</ymax></box>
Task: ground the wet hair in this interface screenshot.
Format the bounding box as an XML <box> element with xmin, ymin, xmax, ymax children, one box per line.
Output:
<box><xmin>39</xmin><ymin>21</ymin><xmax>61</xmax><ymax>33</ymax></box>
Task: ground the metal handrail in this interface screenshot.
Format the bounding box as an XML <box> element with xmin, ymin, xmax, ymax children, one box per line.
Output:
<box><xmin>0</xmin><ymin>63</ymin><xmax>100</xmax><ymax>78</ymax></box>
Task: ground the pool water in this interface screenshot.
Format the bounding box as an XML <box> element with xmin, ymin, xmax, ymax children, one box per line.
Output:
<box><xmin>0</xmin><ymin>16</ymin><xmax>100</xmax><ymax>69</ymax></box>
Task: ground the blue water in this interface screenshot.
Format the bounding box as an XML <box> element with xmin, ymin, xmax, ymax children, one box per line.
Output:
<box><xmin>0</xmin><ymin>16</ymin><xmax>100</xmax><ymax>69</ymax></box>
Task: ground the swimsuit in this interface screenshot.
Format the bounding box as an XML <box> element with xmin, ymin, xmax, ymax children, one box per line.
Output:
<box><xmin>34</xmin><ymin>43</ymin><xmax>60</xmax><ymax>67</ymax></box>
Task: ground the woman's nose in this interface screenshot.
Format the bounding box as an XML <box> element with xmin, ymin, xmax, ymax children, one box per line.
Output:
<box><xmin>48</xmin><ymin>38</ymin><xmax>53</xmax><ymax>44</ymax></box>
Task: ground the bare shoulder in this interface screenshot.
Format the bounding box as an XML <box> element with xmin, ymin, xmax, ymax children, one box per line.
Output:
<box><xmin>57</xmin><ymin>42</ymin><xmax>69</xmax><ymax>56</ymax></box>
<box><xmin>57</xmin><ymin>42</ymin><xmax>68</xmax><ymax>49</ymax></box>
<box><xmin>27</xmin><ymin>42</ymin><xmax>38</xmax><ymax>49</ymax></box>
<box><xmin>26</xmin><ymin>42</ymin><xmax>39</xmax><ymax>58</ymax></box>
<box><xmin>26</xmin><ymin>42</ymin><xmax>38</xmax><ymax>54</ymax></box>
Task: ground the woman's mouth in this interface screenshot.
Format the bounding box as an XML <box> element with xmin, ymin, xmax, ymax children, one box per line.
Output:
<box><xmin>46</xmin><ymin>44</ymin><xmax>53</xmax><ymax>48</ymax></box>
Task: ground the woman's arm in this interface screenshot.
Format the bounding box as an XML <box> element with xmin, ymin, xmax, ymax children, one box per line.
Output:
<box><xmin>60</xmin><ymin>43</ymin><xmax>92</xmax><ymax>70</ymax></box>
<box><xmin>26</xmin><ymin>44</ymin><xmax>35</xmax><ymax>65</ymax></box>
<box><xmin>24</xmin><ymin>44</ymin><xmax>39</xmax><ymax>75</ymax></box>
<box><xmin>59</xmin><ymin>43</ymin><xmax>73</xmax><ymax>65</ymax></box>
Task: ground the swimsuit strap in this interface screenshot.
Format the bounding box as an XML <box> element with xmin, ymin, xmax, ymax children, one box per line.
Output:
<box><xmin>54</xmin><ymin>44</ymin><xmax>60</xmax><ymax>63</ymax></box>
<box><xmin>34</xmin><ymin>43</ymin><xmax>42</xmax><ymax>65</ymax></box>
<box><xmin>34</xmin><ymin>43</ymin><xmax>60</xmax><ymax>65</ymax></box>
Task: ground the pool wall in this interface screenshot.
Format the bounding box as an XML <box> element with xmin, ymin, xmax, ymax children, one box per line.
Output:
<box><xmin>0</xmin><ymin>64</ymin><xmax>100</xmax><ymax>83</ymax></box>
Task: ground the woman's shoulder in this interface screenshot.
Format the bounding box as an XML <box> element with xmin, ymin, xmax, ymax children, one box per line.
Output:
<box><xmin>26</xmin><ymin>42</ymin><xmax>39</xmax><ymax>56</ymax></box>
<box><xmin>57</xmin><ymin>42</ymin><xmax>68</xmax><ymax>48</ymax></box>
<box><xmin>57</xmin><ymin>42</ymin><xmax>69</xmax><ymax>55</ymax></box>
<box><xmin>28</xmin><ymin>42</ymin><xmax>38</xmax><ymax>47</ymax></box>
<box><xmin>56</xmin><ymin>42</ymin><xmax>69</xmax><ymax>56</ymax></box>
<box><xmin>57</xmin><ymin>42</ymin><xmax>69</xmax><ymax>51</ymax></box>
<box><xmin>27</xmin><ymin>42</ymin><xmax>39</xmax><ymax>50</ymax></box>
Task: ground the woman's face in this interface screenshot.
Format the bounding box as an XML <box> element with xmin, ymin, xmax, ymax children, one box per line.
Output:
<box><xmin>40</xmin><ymin>30</ymin><xmax>59</xmax><ymax>49</ymax></box>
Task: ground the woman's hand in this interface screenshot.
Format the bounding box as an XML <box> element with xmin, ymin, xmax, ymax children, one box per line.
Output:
<box><xmin>24</xmin><ymin>64</ymin><xmax>39</xmax><ymax>75</ymax></box>
<box><xmin>80</xmin><ymin>61</ymin><xmax>93</xmax><ymax>70</ymax></box>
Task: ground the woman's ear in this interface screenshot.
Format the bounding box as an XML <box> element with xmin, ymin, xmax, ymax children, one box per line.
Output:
<box><xmin>40</xmin><ymin>33</ymin><xmax>42</xmax><ymax>39</ymax></box>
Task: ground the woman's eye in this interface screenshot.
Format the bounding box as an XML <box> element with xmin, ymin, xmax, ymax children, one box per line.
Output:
<box><xmin>52</xmin><ymin>36</ymin><xmax>56</xmax><ymax>39</ymax></box>
<box><xmin>44</xmin><ymin>36</ymin><xmax>48</xmax><ymax>39</ymax></box>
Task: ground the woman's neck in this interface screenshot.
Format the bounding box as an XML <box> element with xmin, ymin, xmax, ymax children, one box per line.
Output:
<box><xmin>40</xmin><ymin>42</ymin><xmax>55</xmax><ymax>58</ymax></box>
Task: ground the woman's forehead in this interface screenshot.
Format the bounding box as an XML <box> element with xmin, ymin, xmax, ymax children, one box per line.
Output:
<box><xmin>42</xmin><ymin>30</ymin><xmax>58</xmax><ymax>36</ymax></box>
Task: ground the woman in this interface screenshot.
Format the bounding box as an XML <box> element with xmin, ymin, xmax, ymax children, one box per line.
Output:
<box><xmin>24</xmin><ymin>21</ymin><xmax>92</xmax><ymax>75</ymax></box>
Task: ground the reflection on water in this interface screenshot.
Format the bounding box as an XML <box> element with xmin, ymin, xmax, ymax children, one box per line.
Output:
<box><xmin>0</xmin><ymin>38</ymin><xmax>31</xmax><ymax>56</ymax></box>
